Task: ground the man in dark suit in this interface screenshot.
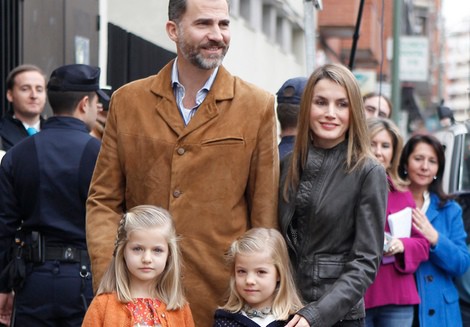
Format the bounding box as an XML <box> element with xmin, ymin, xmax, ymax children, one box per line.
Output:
<box><xmin>0</xmin><ymin>64</ymin><xmax>47</xmax><ymax>151</ymax></box>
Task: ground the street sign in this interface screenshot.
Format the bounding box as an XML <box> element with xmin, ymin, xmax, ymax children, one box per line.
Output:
<box><xmin>399</xmin><ymin>36</ymin><xmax>429</xmax><ymax>82</ymax></box>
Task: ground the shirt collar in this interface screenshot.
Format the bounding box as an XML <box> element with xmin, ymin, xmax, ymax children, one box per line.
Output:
<box><xmin>422</xmin><ymin>190</ymin><xmax>431</xmax><ymax>213</ymax></box>
<box><xmin>13</xmin><ymin>115</ymin><xmax>41</xmax><ymax>131</ymax></box>
<box><xmin>171</xmin><ymin>58</ymin><xmax>219</xmax><ymax>93</ymax></box>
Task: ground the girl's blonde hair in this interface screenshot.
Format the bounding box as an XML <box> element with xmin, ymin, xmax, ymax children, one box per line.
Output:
<box><xmin>97</xmin><ymin>205</ymin><xmax>186</xmax><ymax>309</ymax></box>
<box><xmin>222</xmin><ymin>228</ymin><xmax>303</xmax><ymax>320</ymax></box>
<box><xmin>283</xmin><ymin>63</ymin><xmax>373</xmax><ymax>201</ymax></box>
<box><xmin>367</xmin><ymin>117</ymin><xmax>408</xmax><ymax>191</ymax></box>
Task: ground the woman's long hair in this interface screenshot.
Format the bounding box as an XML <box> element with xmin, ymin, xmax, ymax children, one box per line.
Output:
<box><xmin>283</xmin><ymin>63</ymin><xmax>373</xmax><ymax>201</ymax></box>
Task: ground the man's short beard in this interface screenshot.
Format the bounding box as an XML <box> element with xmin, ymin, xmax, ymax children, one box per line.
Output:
<box><xmin>177</xmin><ymin>35</ymin><xmax>229</xmax><ymax>70</ymax></box>
<box><xmin>190</xmin><ymin>52</ymin><xmax>227</xmax><ymax>70</ymax></box>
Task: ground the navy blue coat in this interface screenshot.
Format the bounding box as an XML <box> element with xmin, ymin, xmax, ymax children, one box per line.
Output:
<box><xmin>0</xmin><ymin>112</ymin><xmax>45</xmax><ymax>151</ymax></box>
<box><xmin>415</xmin><ymin>192</ymin><xmax>470</xmax><ymax>326</ymax></box>
<box><xmin>213</xmin><ymin>309</ymin><xmax>290</xmax><ymax>327</ymax></box>
<box><xmin>278</xmin><ymin>135</ymin><xmax>295</xmax><ymax>160</ymax></box>
<box><xmin>0</xmin><ymin>116</ymin><xmax>100</xmax><ymax>289</ymax></box>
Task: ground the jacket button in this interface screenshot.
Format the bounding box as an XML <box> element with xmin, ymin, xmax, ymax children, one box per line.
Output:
<box><xmin>428</xmin><ymin>309</ymin><xmax>435</xmax><ymax>316</ymax></box>
<box><xmin>426</xmin><ymin>275</ymin><xmax>434</xmax><ymax>282</ymax></box>
<box><xmin>173</xmin><ymin>190</ymin><xmax>182</xmax><ymax>198</ymax></box>
<box><xmin>177</xmin><ymin>147</ymin><xmax>185</xmax><ymax>155</ymax></box>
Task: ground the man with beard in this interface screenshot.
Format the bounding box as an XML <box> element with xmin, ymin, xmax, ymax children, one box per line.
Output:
<box><xmin>85</xmin><ymin>0</ymin><xmax>279</xmax><ymax>326</ymax></box>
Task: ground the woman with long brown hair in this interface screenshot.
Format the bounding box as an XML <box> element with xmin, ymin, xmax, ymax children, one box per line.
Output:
<box><xmin>279</xmin><ymin>63</ymin><xmax>388</xmax><ymax>327</ymax></box>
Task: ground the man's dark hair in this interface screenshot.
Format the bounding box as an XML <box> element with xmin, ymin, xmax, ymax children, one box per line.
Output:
<box><xmin>168</xmin><ymin>0</ymin><xmax>186</xmax><ymax>23</ymax></box>
<box><xmin>47</xmin><ymin>90</ymin><xmax>96</xmax><ymax>115</ymax></box>
<box><xmin>168</xmin><ymin>0</ymin><xmax>230</xmax><ymax>22</ymax></box>
<box><xmin>6</xmin><ymin>64</ymin><xmax>46</xmax><ymax>90</ymax></box>
<box><xmin>277</xmin><ymin>103</ymin><xmax>299</xmax><ymax>131</ymax></box>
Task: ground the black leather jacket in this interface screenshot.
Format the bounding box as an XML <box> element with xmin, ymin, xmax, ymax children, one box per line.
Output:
<box><xmin>278</xmin><ymin>142</ymin><xmax>387</xmax><ymax>326</ymax></box>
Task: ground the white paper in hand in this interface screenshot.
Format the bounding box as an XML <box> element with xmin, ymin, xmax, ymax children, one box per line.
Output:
<box><xmin>388</xmin><ymin>207</ymin><xmax>412</xmax><ymax>238</ymax></box>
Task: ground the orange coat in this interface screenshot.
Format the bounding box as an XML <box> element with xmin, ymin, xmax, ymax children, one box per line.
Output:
<box><xmin>82</xmin><ymin>293</ymin><xmax>194</xmax><ymax>327</ymax></box>
<box><xmin>86</xmin><ymin>61</ymin><xmax>279</xmax><ymax>326</ymax></box>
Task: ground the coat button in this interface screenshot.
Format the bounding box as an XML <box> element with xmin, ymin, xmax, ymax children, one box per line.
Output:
<box><xmin>177</xmin><ymin>147</ymin><xmax>185</xmax><ymax>155</ymax></box>
<box><xmin>173</xmin><ymin>189</ymin><xmax>182</xmax><ymax>198</ymax></box>
<box><xmin>426</xmin><ymin>275</ymin><xmax>434</xmax><ymax>282</ymax></box>
<box><xmin>428</xmin><ymin>309</ymin><xmax>435</xmax><ymax>316</ymax></box>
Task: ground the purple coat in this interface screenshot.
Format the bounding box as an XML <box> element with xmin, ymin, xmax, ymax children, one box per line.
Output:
<box><xmin>364</xmin><ymin>179</ymin><xmax>430</xmax><ymax>309</ymax></box>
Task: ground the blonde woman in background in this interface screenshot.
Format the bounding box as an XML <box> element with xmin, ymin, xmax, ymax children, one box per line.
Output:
<box><xmin>364</xmin><ymin>118</ymin><xmax>429</xmax><ymax>327</ymax></box>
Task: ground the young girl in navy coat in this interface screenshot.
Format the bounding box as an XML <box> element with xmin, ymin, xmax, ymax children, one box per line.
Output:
<box><xmin>213</xmin><ymin>228</ymin><xmax>302</xmax><ymax>327</ymax></box>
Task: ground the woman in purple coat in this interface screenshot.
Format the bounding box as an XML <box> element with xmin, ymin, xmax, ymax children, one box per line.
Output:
<box><xmin>364</xmin><ymin>118</ymin><xmax>430</xmax><ymax>327</ymax></box>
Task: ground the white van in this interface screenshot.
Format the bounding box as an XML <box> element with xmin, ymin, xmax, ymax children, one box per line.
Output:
<box><xmin>434</xmin><ymin>122</ymin><xmax>470</xmax><ymax>195</ymax></box>
<box><xmin>435</xmin><ymin>121</ymin><xmax>470</xmax><ymax>318</ymax></box>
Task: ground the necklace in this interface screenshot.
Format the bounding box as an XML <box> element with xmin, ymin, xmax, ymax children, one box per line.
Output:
<box><xmin>243</xmin><ymin>304</ymin><xmax>272</xmax><ymax>319</ymax></box>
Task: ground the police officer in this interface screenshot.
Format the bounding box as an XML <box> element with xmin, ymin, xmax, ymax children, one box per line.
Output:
<box><xmin>275</xmin><ymin>76</ymin><xmax>307</xmax><ymax>159</ymax></box>
<box><xmin>0</xmin><ymin>64</ymin><xmax>108</xmax><ymax>326</ymax></box>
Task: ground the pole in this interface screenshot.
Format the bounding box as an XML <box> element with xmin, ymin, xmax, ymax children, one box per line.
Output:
<box><xmin>349</xmin><ymin>0</ymin><xmax>365</xmax><ymax>70</ymax></box>
<box><xmin>391</xmin><ymin>0</ymin><xmax>402</xmax><ymax>124</ymax></box>
<box><xmin>437</xmin><ymin>5</ymin><xmax>444</xmax><ymax>103</ymax></box>
<box><xmin>304</xmin><ymin>0</ymin><xmax>315</xmax><ymax>75</ymax></box>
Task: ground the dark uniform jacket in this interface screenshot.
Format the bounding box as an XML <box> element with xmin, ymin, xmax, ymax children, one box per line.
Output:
<box><xmin>0</xmin><ymin>116</ymin><xmax>100</xmax><ymax>291</ymax></box>
<box><xmin>0</xmin><ymin>112</ymin><xmax>45</xmax><ymax>151</ymax></box>
<box><xmin>278</xmin><ymin>141</ymin><xmax>387</xmax><ymax>326</ymax></box>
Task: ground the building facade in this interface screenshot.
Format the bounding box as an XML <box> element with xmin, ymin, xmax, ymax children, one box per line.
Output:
<box><xmin>1</xmin><ymin>0</ymin><xmax>310</xmax><ymax>117</ymax></box>
<box><xmin>445</xmin><ymin>17</ymin><xmax>470</xmax><ymax>121</ymax></box>
<box><xmin>3</xmin><ymin>0</ymin><xmax>462</xmax><ymax>130</ymax></box>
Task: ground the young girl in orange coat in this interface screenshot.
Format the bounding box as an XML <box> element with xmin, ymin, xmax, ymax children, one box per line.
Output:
<box><xmin>82</xmin><ymin>205</ymin><xmax>195</xmax><ymax>326</ymax></box>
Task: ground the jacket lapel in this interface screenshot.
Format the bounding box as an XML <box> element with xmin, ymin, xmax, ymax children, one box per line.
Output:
<box><xmin>181</xmin><ymin>96</ymin><xmax>219</xmax><ymax>136</ymax></box>
<box><xmin>149</xmin><ymin>61</ymin><xmax>184</xmax><ymax>136</ymax></box>
<box><xmin>426</xmin><ymin>194</ymin><xmax>440</xmax><ymax>224</ymax></box>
